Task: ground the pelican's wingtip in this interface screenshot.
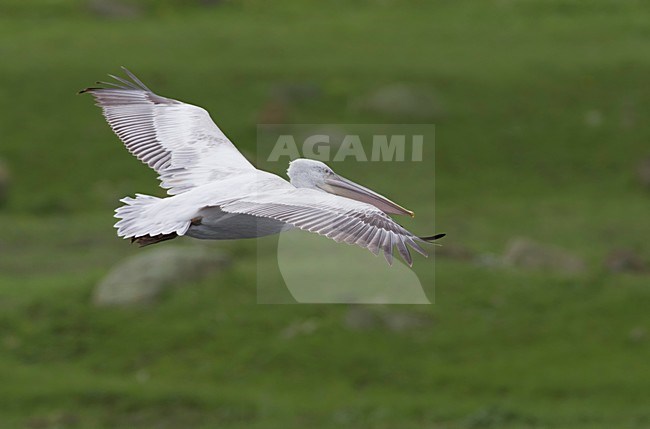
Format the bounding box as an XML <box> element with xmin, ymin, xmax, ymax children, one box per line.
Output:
<box><xmin>420</xmin><ymin>233</ymin><xmax>446</xmax><ymax>242</ymax></box>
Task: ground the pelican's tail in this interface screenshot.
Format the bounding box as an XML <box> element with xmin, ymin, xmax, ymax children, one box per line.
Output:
<box><xmin>114</xmin><ymin>194</ymin><xmax>190</xmax><ymax>246</ymax></box>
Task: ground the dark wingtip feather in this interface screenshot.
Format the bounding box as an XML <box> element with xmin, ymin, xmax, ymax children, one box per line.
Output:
<box><xmin>420</xmin><ymin>233</ymin><xmax>446</xmax><ymax>242</ymax></box>
<box><xmin>81</xmin><ymin>67</ymin><xmax>152</xmax><ymax>96</ymax></box>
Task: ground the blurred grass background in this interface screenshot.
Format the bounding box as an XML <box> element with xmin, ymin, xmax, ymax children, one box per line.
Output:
<box><xmin>1</xmin><ymin>0</ymin><xmax>650</xmax><ymax>428</ymax></box>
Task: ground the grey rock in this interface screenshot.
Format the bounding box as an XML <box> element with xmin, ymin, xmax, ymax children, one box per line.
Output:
<box><xmin>604</xmin><ymin>249</ymin><xmax>647</xmax><ymax>274</ymax></box>
<box><xmin>463</xmin><ymin>405</ymin><xmax>534</xmax><ymax>428</ymax></box>
<box><xmin>637</xmin><ymin>157</ymin><xmax>650</xmax><ymax>189</ymax></box>
<box><xmin>474</xmin><ymin>253</ymin><xmax>503</xmax><ymax>268</ymax></box>
<box><xmin>436</xmin><ymin>243</ymin><xmax>475</xmax><ymax>261</ymax></box>
<box><xmin>93</xmin><ymin>246</ymin><xmax>229</xmax><ymax>306</ymax></box>
<box><xmin>344</xmin><ymin>306</ymin><xmax>433</xmax><ymax>332</ymax></box>
<box><xmin>350</xmin><ymin>84</ymin><xmax>443</xmax><ymax>119</ymax></box>
<box><xmin>270</xmin><ymin>82</ymin><xmax>322</xmax><ymax>103</ymax></box>
<box><xmin>280</xmin><ymin>318</ymin><xmax>319</xmax><ymax>339</ymax></box>
<box><xmin>87</xmin><ymin>0</ymin><xmax>142</xmax><ymax>19</ymax></box>
<box><xmin>628</xmin><ymin>326</ymin><xmax>646</xmax><ymax>343</ymax></box>
<box><xmin>344</xmin><ymin>307</ymin><xmax>380</xmax><ymax>331</ymax></box>
<box><xmin>584</xmin><ymin>109</ymin><xmax>603</xmax><ymax>128</ymax></box>
<box><xmin>379</xmin><ymin>310</ymin><xmax>432</xmax><ymax>332</ymax></box>
<box><xmin>502</xmin><ymin>237</ymin><xmax>586</xmax><ymax>275</ymax></box>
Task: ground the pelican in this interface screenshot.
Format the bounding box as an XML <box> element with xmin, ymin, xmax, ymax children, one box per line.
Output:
<box><xmin>80</xmin><ymin>68</ymin><xmax>445</xmax><ymax>266</ymax></box>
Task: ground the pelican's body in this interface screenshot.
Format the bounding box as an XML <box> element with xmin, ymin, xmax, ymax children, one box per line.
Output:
<box><xmin>150</xmin><ymin>170</ymin><xmax>291</xmax><ymax>240</ymax></box>
<box><xmin>81</xmin><ymin>69</ymin><xmax>444</xmax><ymax>265</ymax></box>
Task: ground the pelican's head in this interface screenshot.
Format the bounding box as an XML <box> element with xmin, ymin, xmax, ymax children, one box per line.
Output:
<box><xmin>287</xmin><ymin>159</ymin><xmax>334</xmax><ymax>188</ymax></box>
<box><xmin>287</xmin><ymin>158</ymin><xmax>414</xmax><ymax>217</ymax></box>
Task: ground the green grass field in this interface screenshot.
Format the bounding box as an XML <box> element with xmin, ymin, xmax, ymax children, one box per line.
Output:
<box><xmin>1</xmin><ymin>0</ymin><xmax>650</xmax><ymax>427</ymax></box>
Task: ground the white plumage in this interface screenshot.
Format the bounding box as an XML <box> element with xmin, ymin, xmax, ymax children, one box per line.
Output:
<box><xmin>81</xmin><ymin>68</ymin><xmax>444</xmax><ymax>266</ymax></box>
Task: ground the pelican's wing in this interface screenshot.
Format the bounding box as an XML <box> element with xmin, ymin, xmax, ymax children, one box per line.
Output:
<box><xmin>81</xmin><ymin>68</ymin><xmax>255</xmax><ymax>195</ymax></box>
<box><xmin>220</xmin><ymin>188</ymin><xmax>431</xmax><ymax>266</ymax></box>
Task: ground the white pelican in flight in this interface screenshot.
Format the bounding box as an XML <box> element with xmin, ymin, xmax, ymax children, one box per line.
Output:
<box><xmin>81</xmin><ymin>68</ymin><xmax>445</xmax><ymax>266</ymax></box>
